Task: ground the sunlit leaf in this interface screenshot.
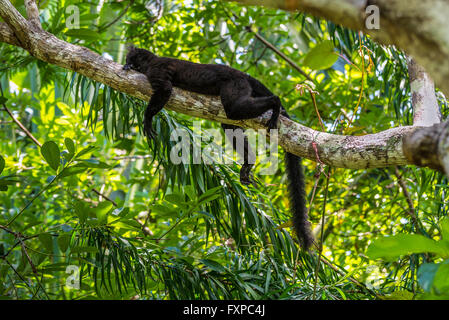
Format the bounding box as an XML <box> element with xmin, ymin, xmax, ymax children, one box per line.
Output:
<box><xmin>303</xmin><ymin>40</ymin><xmax>339</xmax><ymax>70</ymax></box>
<box><xmin>41</xmin><ymin>141</ymin><xmax>60</xmax><ymax>171</ymax></box>
<box><xmin>367</xmin><ymin>234</ymin><xmax>449</xmax><ymax>260</ymax></box>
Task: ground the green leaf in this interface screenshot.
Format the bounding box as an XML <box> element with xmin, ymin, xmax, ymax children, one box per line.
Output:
<box><xmin>74</xmin><ymin>159</ymin><xmax>110</xmax><ymax>169</ymax></box>
<box><xmin>65</xmin><ymin>28</ymin><xmax>101</xmax><ymax>41</ymax></box>
<box><xmin>38</xmin><ymin>233</ymin><xmax>53</xmax><ymax>252</ymax></box>
<box><xmin>59</xmin><ymin>166</ymin><xmax>87</xmax><ymax>178</ymax></box>
<box><xmin>57</xmin><ymin>234</ymin><xmax>71</xmax><ymax>252</ymax></box>
<box><xmin>367</xmin><ymin>234</ymin><xmax>449</xmax><ymax>260</ymax></box>
<box><xmin>75</xmin><ymin>145</ymin><xmax>96</xmax><ymax>159</ymax></box>
<box><xmin>433</xmin><ymin>261</ymin><xmax>449</xmax><ymax>293</ymax></box>
<box><xmin>149</xmin><ymin>204</ymin><xmax>178</xmax><ymax>217</ymax></box>
<box><xmin>94</xmin><ymin>201</ymin><xmax>113</xmax><ymax>224</ymax></box>
<box><xmin>303</xmin><ymin>40</ymin><xmax>339</xmax><ymax>70</ymax></box>
<box><xmin>117</xmin><ymin>207</ymin><xmax>131</xmax><ymax>218</ymax></box>
<box><xmin>200</xmin><ymin>259</ymin><xmax>226</xmax><ymax>273</ymax></box>
<box><xmin>382</xmin><ymin>291</ymin><xmax>414</xmax><ymax>300</ymax></box>
<box><xmin>74</xmin><ymin>200</ymin><xmax>88</xmax><ymax>223</ymax></box>
<box><xmin>165</xmin><ymin>193</ymin><xmax>186</xmax><ymax>205</ymax></box>
<box><xmin>440</xmin><ymin>217</ymin><xmax>449</xmax><ymax>241</ymax></box>
<box><xmin>197</xmin><ymin>186</ymin><xmax>222</xmax><ymax>203</ymax></box>
<box><xmin>418</xmin><ymin>260</ymin><xmax>449</xmax><ymax>293</ymax></box>
<box><xmin>0</xmin><ymin>155</ymin><xmax>4</xmax><ymax>175</ymax></box>
<box><xmin>0</xmin><ymin>97</ymin><xmax>7</xmax><ymax>104</ymax></box>
<box><xmin>62</xmin><ymin>151</ymin><xmax>74</xmax><ymax>162</ymax></box>
<box><xmin>41</xmin><ymin>262</ymin><xmax>69</xmax><ymax>272</ymax></box>
<box><xmin>41</xmin><ymin>141</ymin><xmax>60</xmax><ymax>171</ymax></box>
<box><xmin>71</xmin><ymin>246</ymin><xmax>98</xmax><ymax>254</ymax></box>
<box><xmin>419</xmin><ymin>262</ymin><xmax>444</xmax><ymax>293</ymax></box>
<box><xmin>65</xmin><ymin>137</ymin><xmax>75</xmax><ymax>155</ymax></box>
<box><xmin>111</xmin><ymin>219</ymin><xmax>141</xmax><ymax>230</ymax></box>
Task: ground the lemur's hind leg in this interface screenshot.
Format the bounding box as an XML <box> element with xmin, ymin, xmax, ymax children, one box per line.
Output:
<box><xmin>144</xmin><ymin>71</ymin><xmax>173</xmax><ymax>140</ymax></box>
<box><xmin>221</xmin><ymin>123</ymin><xmax>256</xmax><ymax>186</ymax></box>
<box><xmin>220</xmin><ymin>78</ymin><xmax>281</xmax><ymax>129</ymax></box>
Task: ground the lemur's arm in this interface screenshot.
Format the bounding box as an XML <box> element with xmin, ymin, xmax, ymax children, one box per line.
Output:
<box><xmin>143</xmin><ymin>66</ymin><xmax>173</xmax><ymax>139</ymax></box>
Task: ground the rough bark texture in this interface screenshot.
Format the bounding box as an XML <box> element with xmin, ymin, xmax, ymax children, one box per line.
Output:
<box><xmin>407</xmin><ymin>57</ymin><xmax>441</xmax><ymax>127</ymax></box>
<box><xmin>0</xmin><ymin>0</ymin><xmax>443</xmax><ymax>171</ymax></box>
<box><xmin>406</xmin><ymin>56</ymin><xmax>441</xmax><ymax>126</ymax></box>
<box><xmin>232</xmin><ymin>0</ymin><xmax>449</xmax><ymax>99</ymax></box>
<box><xmin>403</xmin><ymin>121</ymin><xmax>449</xmax><ymax>175</ymax></box>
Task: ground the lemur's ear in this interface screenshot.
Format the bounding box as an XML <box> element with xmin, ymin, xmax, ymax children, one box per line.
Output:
<box><xmin>126</xmin><ymin>44</ymin><xmax>136</xmax><ymax>52</ymax></box>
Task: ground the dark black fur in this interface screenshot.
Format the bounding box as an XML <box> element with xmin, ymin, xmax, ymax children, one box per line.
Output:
<box><xmin>124</xmin><ymin>47</ymin><xmax>314</xmax><ymax>250</ymax></box>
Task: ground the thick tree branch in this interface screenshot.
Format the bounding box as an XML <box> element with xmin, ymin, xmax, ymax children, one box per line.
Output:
<box><xmin>0</xmin><ymin>0</ymin><xmax>34</xmax><ymax>49</ymax></box>
<box><xmin>403</xmin><ymin>120</ymin><xmax>449</xmax><ymax>175</ymax></box>
<box><xmin>406</xmin><ymin>56</ymin><xmax>441</xmax><ymax>126</ymax></box>
<box><xmin>0</xmin><ymin>0</ymin><xmax>424</xmax><ymax>169</ymax></box>
<box><xmin>0</xmin><ymin>22</ymin><xmax>21</xmax><ymax>47</ymax></box>
<box><xmin>24</xmin><ymin>0</ymin><xmax>42</xmax><ymax>31</ymax></box>
<box><xmin>231</xmin><ymin>0</ymin><xmax>449</xmax><ymax>99</ymax></box>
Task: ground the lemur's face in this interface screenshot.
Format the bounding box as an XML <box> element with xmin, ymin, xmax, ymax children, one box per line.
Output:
<box><xmin>123</xmin><ymin>50</ymin><xmax>141</xmax><ymax>72</ymax></box>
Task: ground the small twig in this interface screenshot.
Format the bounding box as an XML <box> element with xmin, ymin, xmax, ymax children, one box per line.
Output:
<box><xmin>18</xmin><ymin>238</ymin><xmax>37</xmax><ymax>274</ymax></box>
<box><xmin>296</xmin><ymin>83</ymin><xmax>324</xmax><ymax>131</ymax></box>
<box><xmin>220</xmin><ymin>4</ymin><xmax>313</xmax><ymax>82</ymax></box>
<box><xmin>394</xmin><ymin>167</ymin><xmax>423</xmax><ymax>233</ymax></box>
<box><xmin>2</xmin><ymin>257</ymin><xmax>37</xmax><ymax>296</ymax></box>
<box><xmin>7</xmin><ymin>174</ymin><xmax>58</xmax><ymax>226</ymax></box>
<box><xmin>248</xmin><ymin>27</ymin><xmax>313</xmax><ymax>82</ymax></box>
<box><xmin>0</xmin><ymin>83</ymin><xmax>42</xmax><ymax>147</ymax></box>
<box><xmin>98</xmin><ymin>0</ymin><xmax>134</xmax><ymax>32</ymax></box>
<box><xmin>91</xmin><ymin>186</ymin><xmax>117</xmax><ymax>207</ymax></box>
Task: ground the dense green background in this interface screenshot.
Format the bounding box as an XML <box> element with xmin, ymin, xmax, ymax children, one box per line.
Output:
<box><xmin>0</xmin><ymin>0</ymin><xmax>448</xmax><ymax>300</ymax></box>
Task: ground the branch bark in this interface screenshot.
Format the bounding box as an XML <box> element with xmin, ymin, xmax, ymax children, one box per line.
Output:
<box><xmin>231</xmin><ymin>0</ymin><xmax>449</xmax><ymax>99</ymax></box>
<box><xmin>0</xmin><ymin>22</ymin><xmax>20</xmax><ymax>46</ymax></box>
<box><xmin>24</xmin><ymin>0</ymin><xmax>42</xmax><ymax>31</ymax></box>
<box><xmin>406</xmin><ymin>56</ymin><xmax>441</xmax><ymax>126</ymax></box>
<box><xmin>0</xmin><ymin>0</ymin><xmax>434</xmax><ymax>170</ymax></box>
<box><xmin>403</xmin><ymin>120</ymin><xmax>449</xmax><ymax>175</ymax></box>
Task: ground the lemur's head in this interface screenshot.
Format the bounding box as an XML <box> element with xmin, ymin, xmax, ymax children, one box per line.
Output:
<box><xmin>123</xmin><ymin>46</ymin><xmax>156</xmax><ymax>72</ymax></box>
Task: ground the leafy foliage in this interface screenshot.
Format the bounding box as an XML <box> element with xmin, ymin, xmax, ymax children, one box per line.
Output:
<box><xmin>0</xmin><ymin>0</ymin><xmax>448</xmax><ymax>300</ymax></box>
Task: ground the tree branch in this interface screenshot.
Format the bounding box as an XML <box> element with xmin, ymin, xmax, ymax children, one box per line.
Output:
<box><xmin>406</xmin><ymin>56</ymin><xmax>441</xmax><ymax>126</ymax></box>
<box><xmin>0</xmin><ymin>22</ymin><xmax>21</xmax><ymax>47</ymax></box>
<box><xmin>230</xmin><ymin>0</ymin><xmax>449</xmax><ymax>98</ymax></box>
<box><xmin>0</xmin><ymin>0</ymin><xmax>425</xmax><ymax>170</ymax></box>
<box><xmin>0</xmin><ymin>0</ymin><xmax>34</xmax><ymax>49</ymax></box>
<box><xmin>403</xmin><ymin>120</ymin><xmax>449</xmax><ymax>175</ymax></box>
<box><xmin>24</xmin><ymin>0</ymin><xmax>42</xmax><ymax>31</ymax></box>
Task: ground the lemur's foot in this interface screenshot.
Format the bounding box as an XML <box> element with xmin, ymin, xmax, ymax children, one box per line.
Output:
<box><xmin>144</xmin><ymin>122</ymin><xmax>157</xmax><ymax>141</ymax></box>
<box><xmin>240</xmin><ymin>175</ymin><xmax>253</xmax><ymax>186</ymax></box>
<box><xmin>266</xmin><ymin>96</ymin><xmax>281</xmax><ymax>130</ymax></box>
<box><xmin>147</xmin><ymin>129</ymin><xmax>157</xmax><ymax>141</ymax></box>
<box><xmin>266</xmin><ymin>117</ymin><xmax>278</xmax><ymax>130</ymax></box>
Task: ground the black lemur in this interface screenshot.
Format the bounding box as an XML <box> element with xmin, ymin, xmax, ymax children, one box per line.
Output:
<box><xmin>123</xmin><ymin>46</ymin><xmax>314</xmax><ymax>250</ymax></box>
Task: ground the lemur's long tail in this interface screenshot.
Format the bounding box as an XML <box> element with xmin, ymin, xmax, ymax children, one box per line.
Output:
<box><xmin>282</xmin><ymin>111</ymin><xmax>314</xmax><ymax>250</ymax></box>
<box><xmin>285</xmin><ymin>152</ymin><xmax>314</xmax><ymax>250</ymax></box>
